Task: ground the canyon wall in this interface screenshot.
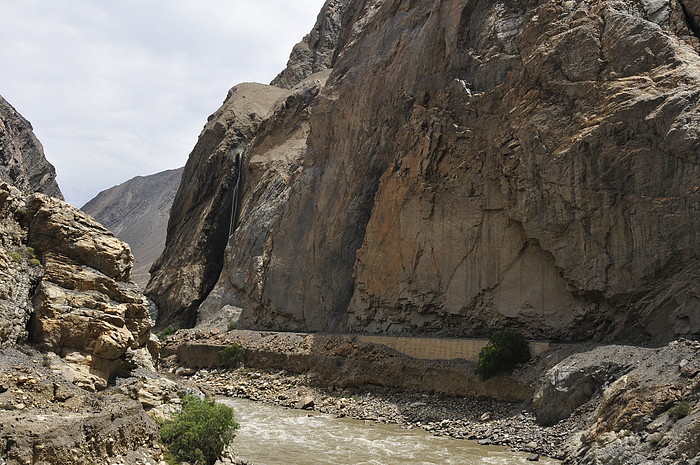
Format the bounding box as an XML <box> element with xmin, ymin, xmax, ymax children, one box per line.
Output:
<box><xmin>154</xmin><ymin>0</ymin><xmax>700</xmax><ymax>342</ymax></box>
<box><xmin>145</xmin><ymin>84</ymin><xmax>289</xmax><ymax>328</ymax></box>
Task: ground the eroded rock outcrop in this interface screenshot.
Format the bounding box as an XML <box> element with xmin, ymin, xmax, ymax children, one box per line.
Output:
<box><xmin>0</xmin><ymin>182</ymin><xmax>152</xmax><ymax>390</ymax></box>
<box><xmin>534</xmin><ymin>340</ymin><xmax>700</xmax><ymax>464</ymax></box>
<box><xmin>0</xmin><ymin>347</ymin><xmax>163</xmax><ymax>465</ymax></box>
<box><xmin>0</xmin><ymin>95</ymin><xmax>62</xmax><ymax>199</ymax></box>
<box><xmin>25</xmin><ymin>193</ymin><xmax>151</xmax><ymax>389</ymax></box>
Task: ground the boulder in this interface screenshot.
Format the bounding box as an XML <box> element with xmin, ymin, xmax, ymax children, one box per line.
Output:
<box><xmin>532</xmin><ymin>345</ymin><xmax>645</xmax><ymax>425</ymax></box>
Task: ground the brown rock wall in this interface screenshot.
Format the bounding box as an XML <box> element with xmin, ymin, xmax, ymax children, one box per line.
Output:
<box><xmin>153</xmin><ymin>0</ymin><xmax>699</xmax><ymax>343</ymax></box>
<box><xmin>240</xmin><ymin>0</ymin><xmax>700</xmax><ymax>341</ymax></box>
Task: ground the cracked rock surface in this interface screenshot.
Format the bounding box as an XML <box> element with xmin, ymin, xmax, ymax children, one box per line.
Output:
<box><xmin>171</xmin><ymin>0</ymin><xmax>700</xmax><ymax>342</ymax></box>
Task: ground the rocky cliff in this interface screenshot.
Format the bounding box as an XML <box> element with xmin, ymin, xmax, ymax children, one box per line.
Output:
<box><xmin>145</xmin><ymin>83</ymin><xmax>289</xmax><ymax>329</ymax></box>
<box><xmin>0</xmin><ymin>95</ymin><xmax>63</xmax><ymax>199</ymax></box>
<box><xmin>152</xmin><ymin>0</ymin><xmax>700</xmax><ymax>343</ymax></box>
<box><xmin>82</xmin><ymin>167</ymin><xmax>184</xmax><ymax>288</ymax></box>
<box><xmin>0</xmin><ymin>182</ymin><xmax>153</xmax><ymax>390</ymax></box>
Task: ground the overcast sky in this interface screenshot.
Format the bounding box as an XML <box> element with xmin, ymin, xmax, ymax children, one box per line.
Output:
<box><xmin>0</xmin><ymin>0</ymin><xmax>327</xmax><ymax>207</ymax></box>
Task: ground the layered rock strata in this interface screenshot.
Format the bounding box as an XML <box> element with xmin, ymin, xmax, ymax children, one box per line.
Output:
<box><xmin>26</xmin><ymin>193</ymin><xmax>152</xmax><ymax>389</ymax></box>
<box><xmin>0</xmin><ymin>182</ymin><xmax>152</xmax><ymax>390</ymax></box>
<box><xmin>0</xmin><ymin>347</ymin><xmax>163</xmax><ymax>465</ymax></box>
<box><xmin>0</xmin><ymin>95</ymin><xmax>62</xmax><ymax>199</ymax></box>
<box><xmin>82</xmin><ymin>167</ymin><xmax>184</xmax><ymax>288</ymax></box>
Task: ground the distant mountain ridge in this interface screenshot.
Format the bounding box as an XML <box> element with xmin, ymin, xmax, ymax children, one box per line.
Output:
<box><xmin>81</xmin><ymin>167</ymin><xmax>183</xmax><ymax>288</ymax></box>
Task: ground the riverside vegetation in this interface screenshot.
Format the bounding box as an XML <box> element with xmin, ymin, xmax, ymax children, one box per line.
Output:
<box><xmin>159</xmin><ymin>396</ymin><xmax>239</xmax><ymax>465</ymax></box>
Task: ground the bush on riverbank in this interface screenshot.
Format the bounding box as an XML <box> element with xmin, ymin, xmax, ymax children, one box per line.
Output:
<box><xmin>160</xmin><ymin>396</ymin><xmax>239</xmax><ymax>465</ymax></box>
<box><xmin>477</xmin><ymin>330</ymin><xmax>531</xmax><ymax>379</ymax></box>
<box><xmin>218</xmin><ymin>343</ymin><xmax>245</xmax><ymax>368</ymax></box>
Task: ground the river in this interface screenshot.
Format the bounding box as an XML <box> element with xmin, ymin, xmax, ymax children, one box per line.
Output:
<box><xmin>221</xmin><ymin>398</ymin><xmax>561</xmax><ymax>465</ymax></box>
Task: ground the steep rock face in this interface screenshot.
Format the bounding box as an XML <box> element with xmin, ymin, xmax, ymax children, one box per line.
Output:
<box><xmin>197</xmin><ymin>72</ymin><xmax>331</xmax><ymax>328</ymax></box>
<box><xmin>145</xmin><ymin>83</ymin><xmax>288</xmax><ymax>328</ymax></box>
<box><xmin>157</xmin><ymin>0</ymin><xmax>699</xmax><ymax>342</ymax></box>
<box><xmin>242</xmin><ymin>0</ymin><xmax>699</xmax><ymax>341</ymax></box>
<box><xmin>82</xmin><ymin>167</ymin><xmax>184</xmax><ymax>288</ymax></box>
<box><xmin>271</xmin><ymin>0</ymin><xmax>354</xmax><ymax>89</ymax></box>
<box><xmin>0</xmin><ymin>95</ymin><xmax>62</xmax><ymax>199</ymax></box>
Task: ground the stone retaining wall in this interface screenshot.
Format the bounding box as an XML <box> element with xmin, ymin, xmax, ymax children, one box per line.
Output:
<box><xmin>162</xmin><ymin>331</ymin><xmax>542</xmax><ymax>402</ymax></box>
<box><xmin>356</xmin><ymin>335</ymin><xmax>550</xmax><ymax>362</ymax></box>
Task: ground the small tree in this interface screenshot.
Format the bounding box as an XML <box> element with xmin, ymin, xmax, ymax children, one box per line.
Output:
<box><xmin>159</xmin><ymin>396</ymin><xmax>239</xmax><ymax>465</ymax></box>
<box><xmin>156</xmin><ymin>325</ymin><xmax>177</xmax><ymax>340</ymax></box>
<box><xmin>477</xmin><ymin>330</ymin><xmax>531</xmax><ymax>379</ymax></box>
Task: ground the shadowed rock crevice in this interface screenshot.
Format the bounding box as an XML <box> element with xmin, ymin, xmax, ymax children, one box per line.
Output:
<box><xmin>679</xmin><ymin>0</ymin><xmax>700</xmax><ymax>40</ymax></box>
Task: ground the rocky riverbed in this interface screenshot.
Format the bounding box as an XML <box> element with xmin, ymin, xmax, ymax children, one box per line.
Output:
<box><xmin>176</xmin><ymin>365</ymin><xmax>584</xmax><ymax>461</ymax></box>
<box><xmin>160</xmin><ymin>333</ymin><xmax>700</xmax><ymax>465</ymax></box>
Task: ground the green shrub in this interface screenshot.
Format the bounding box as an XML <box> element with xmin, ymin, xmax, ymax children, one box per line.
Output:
<box><xmin>28</xmin><ymin>258</ymin><xmax>41</xmax><ymax>267</ymax></box>
<box><xmin>477</xmin><ymin>330</ymin><xmax>531</xmax><ymax>379</ymax></box>
<box><xmin>227</xmin><ymin>319</ymin><xmax>238</xmax><ymax>331</ymax></box>
<box><xmin>26</xmin><ymin>247</ymin><xmax>36</xmax><ymax>258</ymax></box>
<box><xmin>668</xmin><ymin>400</ymin><xmax>692</xmax><ymax>421</ymax></box>
<box><xmin>159</xmin><ymin>396</ymin><xmax>239</xmax><ymax>465</ymax></box>
<box><xmin>8</xmin><ymin>251</ymin><xmax>23</xmax><ymax>263</ymax></box>
<box><xmin>156</xmin><ymin>326</ymin><xmax>177</xmax><ymax>340</ymax></box>
<box><xmin>218</xmin><ymin>343</ymin><xmax>245</xmax><ymax>368</ymax></box>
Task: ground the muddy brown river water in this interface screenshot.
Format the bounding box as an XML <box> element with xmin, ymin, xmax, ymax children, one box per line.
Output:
<box><xmin>221</xmin><ymin>398</ymin><xmax>561</xmax><ymax>465</ymax></box>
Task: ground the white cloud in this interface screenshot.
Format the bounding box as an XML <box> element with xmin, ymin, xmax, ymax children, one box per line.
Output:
<box><xmin>0</xmin><ymin>0</ymin><xmax>326</xmax><ymax>206</ymax></box>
